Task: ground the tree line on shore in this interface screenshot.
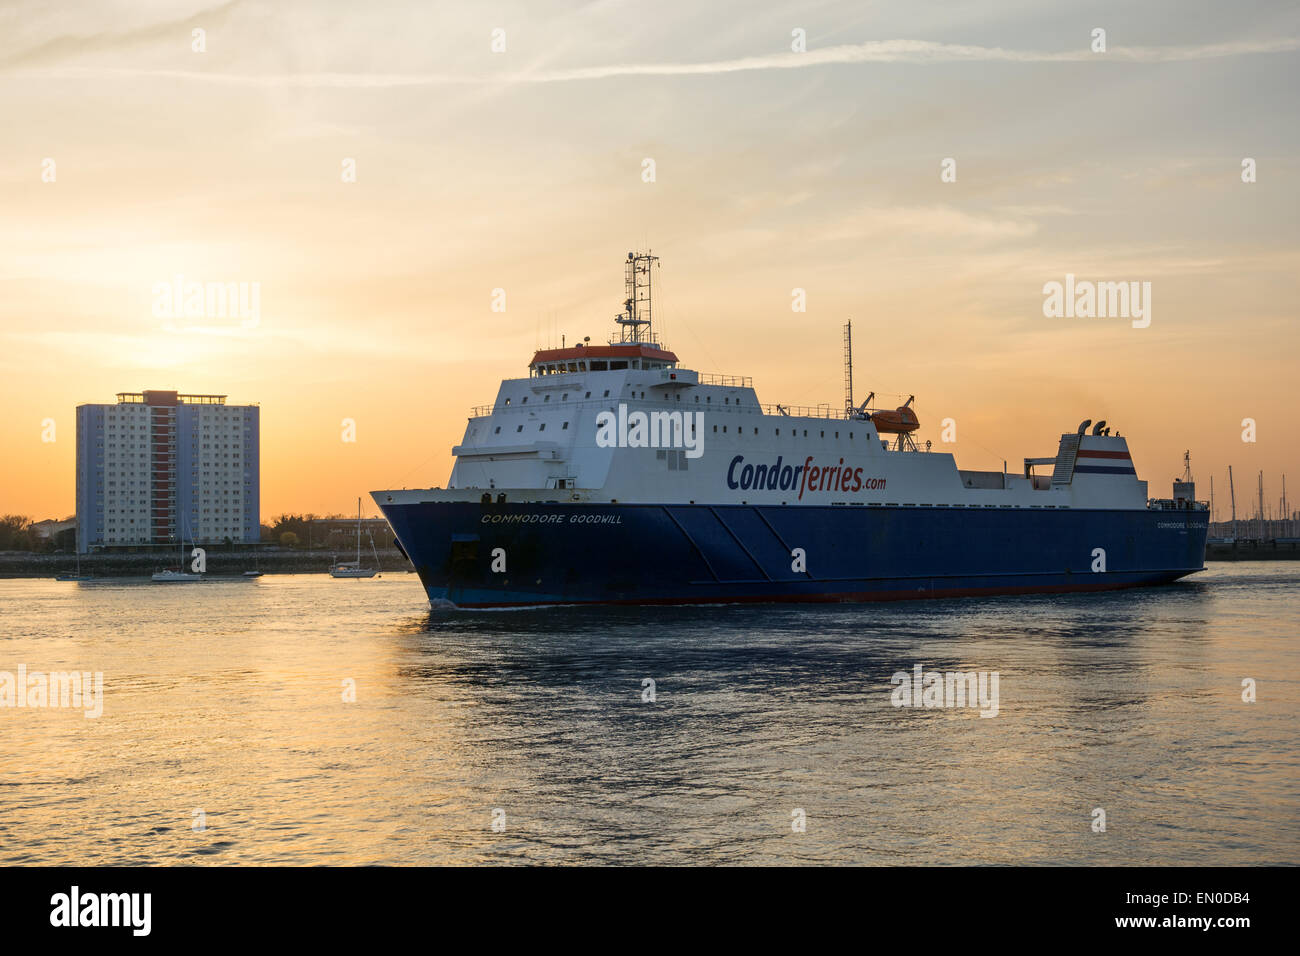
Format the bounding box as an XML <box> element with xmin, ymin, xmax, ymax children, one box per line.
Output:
<box><xmin>0</xmin><ymin>513</ymin><xmax>397</xmax><ymax>552</ymax></box>
<box><xmin>0</xmin><ymin>515</ymin><xmax>75</xmax><ymax>552</ymax></box>
<box><xmin>263</xmin><ymin>514</ymin><xmax>397</xmax><ymax>550</ymax></box>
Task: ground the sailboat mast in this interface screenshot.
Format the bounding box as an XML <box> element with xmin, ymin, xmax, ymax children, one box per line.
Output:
<box><xmin>1229</xmin><ymin>466</ymin><xmax>1237</xmax><ymax>538</ymax></box>
<box><xmin>356</xmin><ymin>497</ymin><xmax>362</xmax><ymax>564</ymax></box>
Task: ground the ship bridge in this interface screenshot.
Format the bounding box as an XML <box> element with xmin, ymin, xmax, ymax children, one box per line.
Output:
<box><xmin>529</xmin><ymin>342</ymin><xmax>679</xmax><ymax>376</ymax></box>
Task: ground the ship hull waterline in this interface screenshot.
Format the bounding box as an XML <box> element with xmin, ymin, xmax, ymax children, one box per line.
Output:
<box><xmin>377</xmin><ymin>499</ymin><xmax>1209</xmax><ymax>609</ymax></box>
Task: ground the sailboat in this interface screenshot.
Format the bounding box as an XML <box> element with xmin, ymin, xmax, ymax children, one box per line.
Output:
<box><xmin>329</xmin><ymin>498</ymin><xmax>380</xmax><ymax>578</ymax></box>
<box><xmin>56</xmin><ymin>543</ymin><xmax>92</xmax><ymax>581</ymax></box>
<box><xmin>152</xmin><ymin>520</ymin><xmax>203</xmax><ymax>583</ymax></box>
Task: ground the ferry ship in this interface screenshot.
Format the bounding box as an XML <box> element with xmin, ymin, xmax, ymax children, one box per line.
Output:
<box><xmin>374</xmin><ymin>252</ymin><xmax>1208</xmax><ymax>608</ymax></box>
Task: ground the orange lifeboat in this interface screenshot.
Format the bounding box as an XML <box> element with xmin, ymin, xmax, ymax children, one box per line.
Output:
<box><xmin>870</xmin><ymin>405</ymin><xmax>920</xmax><ymax>434</ymax></box>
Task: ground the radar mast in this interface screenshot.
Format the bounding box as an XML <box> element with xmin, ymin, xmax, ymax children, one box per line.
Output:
<box><xmin>613</xmin><ymin>251</ymin><xmax>659</xmax><ymax>344</ymax></box>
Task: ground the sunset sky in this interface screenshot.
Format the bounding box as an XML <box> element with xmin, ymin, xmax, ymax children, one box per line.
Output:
<box><xmin>2</xmin><ymin>0</ymin><xmax>1297</xmax><ymax>522</ymax></box>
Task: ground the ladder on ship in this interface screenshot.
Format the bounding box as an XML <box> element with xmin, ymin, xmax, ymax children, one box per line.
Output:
<box><xmin>1052</xmin><ymin>434</ymin><xmax>1081</xmax><ymax>485</ymax></box>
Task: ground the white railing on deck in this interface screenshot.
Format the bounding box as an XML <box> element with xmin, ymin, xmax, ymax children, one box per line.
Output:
<box><xmin>697</xmin><ymin>373</ymin><xmax>753</xmax><ymax>387</ymax></box>
<box><xmin>470</xmin><ymin>399</ymin><xmax>863</xmax><ymax>421</ymax></box>
<box><xmin>761</xmin><ymin>403</ymin><xmax>847</xmax><ymax>420</ymax></box>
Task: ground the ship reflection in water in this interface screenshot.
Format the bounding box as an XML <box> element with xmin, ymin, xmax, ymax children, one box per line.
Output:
<box><xmin>1</xmin><ymin>564</ymin><xmax>1296</xmax><ymax>865</ymax></box>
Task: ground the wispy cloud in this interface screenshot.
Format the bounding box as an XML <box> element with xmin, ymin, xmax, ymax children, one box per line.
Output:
<box><xmin>814</xmin><ymin>204</ymin><xmax>1041</xmax><ymax>244</ymax></box>
<box><xmin>10</xmin><ymin>36</ymin><xmax>1298</xmax><ymax>87</ymax></box>
<box><xmin>0</xmin><ymin>0</ymin><xmax>244</xmax><ymax>70</ymax></box>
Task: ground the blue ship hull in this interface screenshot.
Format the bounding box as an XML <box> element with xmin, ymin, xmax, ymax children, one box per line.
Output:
<box><xmin>378</xmin><ymin>500</ymin><xmax>1208</xmax><ymax>608</ymax></box>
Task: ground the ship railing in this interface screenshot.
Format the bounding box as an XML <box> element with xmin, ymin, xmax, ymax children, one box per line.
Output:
<box><xmin>471</xmin><ymin>399</ymin><xmax>850</xmax><ymax>421</ymax></box>
<box><xmin>697</xmin><ymin>373</ymin><xmax>753</xmax><ymax>387</ymax></box>
<box><xmin>760</xmin><ymin>403</ymin><xmax>843</xmax><ymax>420</ymax></box>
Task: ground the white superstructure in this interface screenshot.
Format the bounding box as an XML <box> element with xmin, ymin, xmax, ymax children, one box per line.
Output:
<box><xmin>388</xmin><ymin>367</ymin><xmax>1149</xmax><ymax>512</ymax></box>
<box><xmin>381</xmin><ymin>253</ymin><xmax>1148</xmax><ymax>514</ymax></box>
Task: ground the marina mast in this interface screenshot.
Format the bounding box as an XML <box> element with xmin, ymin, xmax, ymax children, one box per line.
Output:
<box><xmin>1229</xmin><ymin>466</ymin><xmax>1237</xmax><ymax>539</ymax></box>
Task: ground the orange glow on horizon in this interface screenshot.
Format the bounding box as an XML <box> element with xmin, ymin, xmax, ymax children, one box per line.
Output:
<box><xmin>2</xmin><ymin>5</ymin><xmax>1297</xmax><ymax>523</ymax></box>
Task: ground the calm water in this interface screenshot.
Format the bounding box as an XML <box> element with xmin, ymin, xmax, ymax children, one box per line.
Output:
<box><xmin>1</xmin><ymin>564</ymin><xmax>1297</xmax><ymax>865</ymax></box>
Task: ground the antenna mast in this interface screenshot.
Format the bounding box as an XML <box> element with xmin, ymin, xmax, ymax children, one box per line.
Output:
<box><xmin>614</xmin><ymin>251</ymin><xmax>659</xmax><ymax>344</ymax></box>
